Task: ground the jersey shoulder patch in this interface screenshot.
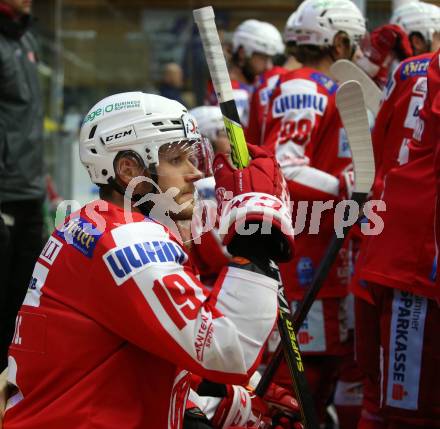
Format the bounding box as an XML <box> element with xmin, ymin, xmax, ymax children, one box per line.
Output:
<box><xmin>56</xmin><ymin>216</ymin><xmax>103</xmax><ymax>258</ymax></box>
<box><xmin>399</xmin><ymin>58</ymin><xmax>430</xmax><ymax>81</ymax></box>
<box><xmin>310</xmin><ymin>72</ymin><xmax>338</xmax><ymax>95</ymax></box>
<box><xmin>103</xmin><ymin>221</ymin><xmax>188</xmax><ymax>286</ymax></box>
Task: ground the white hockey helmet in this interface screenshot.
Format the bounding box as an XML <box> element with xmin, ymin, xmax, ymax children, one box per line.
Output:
<box><xmin>233</xmin><ymin>19</ymin><xmax>284</xmax><ymax>57</ymax></box>
<box><xmin>294</xmin><ymin>0</ymin><xmax>366</xmax><ymax>47</ymax></box>
<box><xmin>189</xmin><ymin>106</ymin><xmax>225</xmax><ymax>143</ymax></box>
<box><xmin>284</xmin><ymin>11</ymin><xmax>298</xmax><ymax>43</ymax></box>
<box><xmin>79</xmin><ymin>92</ymin><xmax>201</xmax><ymax>185</ymax></box>
<box><xmin>390</xmin><ymin>2</ymin><xmax>440</xmax><ymax>43</ymax></box>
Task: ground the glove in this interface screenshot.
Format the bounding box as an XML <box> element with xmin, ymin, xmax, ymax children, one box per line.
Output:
<box><xmin>262</xmin><ymin>383</ymin><xmax>303</xmax><ymax>429</ymax></box>
<box><xmin>211</xmin><ymin>384</ymin><xmax>253</xmax><ymax>429</ymax></box>
<box><xmin>356</xmin><ymin>25</ymin><xmax>413</xmax><ymax>88</ymax></box>
<box><xmin>214</xmin><ymin>144</ymin><xmax>295</xmax><ymax>263</ymax></box>
<box><xmin>248</xmin><ymin>372</ymin><xmax>303</xmax><ymax>429</ymax></box>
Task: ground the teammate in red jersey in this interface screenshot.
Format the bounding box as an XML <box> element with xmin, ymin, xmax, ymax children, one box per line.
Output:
<box><xmin>354</xmin><ymin>50</ymin><xmax>440</xmax><ymax>429</ymax></box>
<box><xmin>351</xmin><ymin>9</ymin><xmax>440</xmax><ymax>427</ymax></box>
<box><xmin>2</xmin><ymin>92</ymin><xmax>296</xmax><ymax>429</ymax></box>
<box><xmin>245</xmin><ymin>10</ymin><xmax>303</xmax><ymax>147</ymax></box>
<box><xmin>205</xmin><ymin>19</ymin><xmax>283</xmax><ymax>127</ymax></box>
<box><xmin>260</xmin><ymin>0</ymin><xmax>366</xmax><ymax>424</ymax></box>
<box><xmin>356</xmin><ymin>1</ymin><xmax>439</xmax><ymax>89</ymax></box>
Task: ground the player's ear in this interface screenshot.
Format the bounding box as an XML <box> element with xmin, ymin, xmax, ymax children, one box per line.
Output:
<box><xmin>332</xmin><ymin>32</ymin><xmax>352</xmax><ymax>60</ymax></box>
<box><xmin>114</xmin><ymin>153</ymin><xmax>149</xmax><ymax>187</ymax></box>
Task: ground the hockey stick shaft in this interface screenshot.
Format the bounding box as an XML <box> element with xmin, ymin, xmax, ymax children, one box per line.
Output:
<box><xmin>193</xmin><ymin>6</ymin><xmax>318</xmax><ymax>429</ymax></box>
<box><xmin>193</xmin><ymin>6</ymin><xmax>249</xmax><ymax>169</ymax></box>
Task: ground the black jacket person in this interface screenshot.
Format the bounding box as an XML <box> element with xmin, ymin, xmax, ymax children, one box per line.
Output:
<box><xmin>0</xmin><ymin>0</ymin><xmax>45</xmax><ymax>370</ymax></box>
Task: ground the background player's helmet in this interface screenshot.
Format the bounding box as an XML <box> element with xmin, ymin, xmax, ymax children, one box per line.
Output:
<box><xmin>189</xmin><ymin>106</ymin><xmax>225</xmax><ymax>143</ymax></box>
<box><xmin>79</xmin><ymin>92</ymin><xmax>201</xmax><ymax>185</ymax></box>
<box><xmin>284</xmin><ymin>11</ymin><xmax>298</xmax><ymax>43</ymax></box>
<box><xmin>293</xmin><ymin>0</ymin><xmax>366</xmax><ymax>47</ymax></box>
<box><xmin>232</xmin><ymin>19</ymin><xmax>284</xmax><ymax>57</ymax></box>
<box><xmin>390</xmin><ymin>1</ymin><xmax>440</xmax><ymax>44</ymax></box>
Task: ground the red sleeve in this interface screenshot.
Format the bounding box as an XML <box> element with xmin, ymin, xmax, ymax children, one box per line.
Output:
<box><xmin>85</xmin><ymin>221</ymin><xmax>278</xmax><ymax>385</ymax></box>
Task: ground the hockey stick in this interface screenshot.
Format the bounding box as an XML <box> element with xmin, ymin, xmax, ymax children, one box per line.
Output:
<box><xmin>193</xmin><ymin>6</ymin><xmax>249</xmax><ymax>169</ymax></box>
<box><xmin>330</xmin><ymin>59</ymin><xmax>382</xmax><ymax>116</ymax></box>
<box><xmin>193</xmin><ymin>6</ymin><xmax>319</xmax><ymax>429</ymax></box>
<box><xmin>256</xmin><ymin>80</ymin><xmax>375</xmax><ymax>397</ymax></box>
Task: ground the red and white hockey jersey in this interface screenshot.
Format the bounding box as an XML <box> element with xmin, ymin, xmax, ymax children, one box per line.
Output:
<box><xmin>351</xmin><ymin>54</ymin><xmax>433</xmax><ymax>302</ymax></box>
<box><xmin>4</xmin><ymin>201</ymin><xmax>279</xmax><ymax>429</ymax></box>
<box><xmin>205</xmin><ymin>79</ymin><xmax>254</xmax><ymax>127</ymax></box>
<box><xmin>360</xmin><ymin>54</ymin><xmax>439</xmax><ymax>299</ymax></box>
<box><xmin>245</xmin><ymin>66</ymin><xmax>287</xmax><ymax>146</ymax></box>
<box><xmin>371</xmin><ymin>53</ymin><xmax>433</xmax><ymax>199</ymax></box>
<box><xmin>432</xmin><ymin>52</ymin><xmax>440</xmax><ymax>292</ymax></box>
<box><xmin>262</xmin><ymin>67</ymin><xmax>352</xmax><ymax>300</ymax></box>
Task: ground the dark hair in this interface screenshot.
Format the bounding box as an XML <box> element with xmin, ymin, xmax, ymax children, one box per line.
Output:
<box><xmin>295</xmin><ymin>32</ymin><xmax>351</xmax><ymax>64</ymax></box>
<box><xmin>294</xmin><ymin>44</ymin><xmax>331</xmax><ymax>64</ymax></box>
<box><xmin>285</xmin><ymin>41</ymin><xmax>299</xmax><ymax>59</ymax></box>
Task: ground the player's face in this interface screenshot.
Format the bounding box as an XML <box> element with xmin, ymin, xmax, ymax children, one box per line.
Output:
<box><xmin>3</xmin><ymin>0</ymin><xmax>32</xmax><ymax>15</ymax></box>
<box><xmin>249</xmin><ymin>52</ymin><xmax>272</xmax><ymax>75</ymax></box>
<box><xmin>432</xmin><ymin>32</ymin><xmax>440</xmax><ymax>53</ymax></box>
<box><xmin>156</xmin><ymin>142</ymin><xmax>203</xmax><ymax>220</ymax></box>
<box><xmin>409</xmin><ymin>33</ymin><xmax>430</xmax><ymax>56</ymax></box>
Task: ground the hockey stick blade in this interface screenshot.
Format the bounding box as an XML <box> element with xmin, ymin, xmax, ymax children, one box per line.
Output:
<box><xmin>331</xmin><ymin>59</ymin><xmax>382</xmax><ymax>116</ymax></box>
<box><xmin>336</xmin><ymin>80</ymin><xmax>375</xmax><ymax>194</ymax></box>
<box><xmin>193</xmin><ymin>6</ymin><xmax>249</xmax><ymax>169</ymax></box>
<box><xmin>292</xmin><ymin>80</ymin><xmax>375</xmax><ymax>327</ymax></box>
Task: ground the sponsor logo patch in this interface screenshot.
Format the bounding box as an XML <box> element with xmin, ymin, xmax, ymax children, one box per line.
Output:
<box><xmin>297</xmin><ymin>257</ymin><xmax>314</xmax><ymax>287</ymax></box>
<box><xmin>400</xmin><ymin>58</ymin><xmax>430</xmax><ymax>80</ymax></box>
<box><xmin>56</xmin><ymin>217</ymin><xmax>102</xmax><ymax>258</ymax></box>
<box><xmin>82</xmin><ymin>99</ymin><xmax>141</xmax><ymax>124</ymax></box>
<box><xmin>292</xmin><ymin>299</ymin><xmax>326</xmax><ymax>352</ymax></box>
<box><xmin>182</xmin><ymin>113</ymin><xmax>201</xmax><ymax>140</ymax></box>
<box><xmin>104</xmin><ymin>240</ymin><xmax>187</xmax><ymax>286</ymax></box>
<box><xmin>102</xmin><ymin>125</ymin><xmax>136</xmax><ymax>146</ymax></box>
<box><xmin>39</xmin><ymin>236</ymin><xmax>63</xmax><ymax>265</ymax></box>
<box><xmin>194</xmin><ymin>308</ymin><xmax>213</xmax><ymax>361</ymax></box>
<box><xmin>386</xmin><ymin>290</ymin><xmax>427</xmax><ymax>410</ymax></box>
<box><xmin>310</xmin><ymin>72</ymin><xmax>338</xmax><ymax>95</ymax></box>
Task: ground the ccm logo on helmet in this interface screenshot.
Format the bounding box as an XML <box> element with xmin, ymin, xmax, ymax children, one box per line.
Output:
<box><xmin>103</xmin><ymin>126</ymin><xmax>136</xmax><ymax>145</ymax></box>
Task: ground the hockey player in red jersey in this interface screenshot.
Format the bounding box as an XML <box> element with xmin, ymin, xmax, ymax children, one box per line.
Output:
<box><xmin>350</xmin><ymin>9</ymin><xmax>440</xmax><ymax>428</ymax></box>
<box><xmin>2</xmin><ymin>92</ymin><xmax>297</xmax><ymax>429</ymax></box>
<box><xmin>356</xmin><ymin>1</ymin><xmax>439</xmax><ymax>89</ymax></box>
<box><xmin>245</xmin><ymin>10</ymin><xmax>303</xmax><ymax>147</ymax></box>
<box><xmin>260</xmin><ymin>0</ymin><xmax>366</xmax><ymax>424</ymax></box>
<box><xmin>205</xmin><ymin>19</ymin><xmax>283</xmax><ymax>127</ymax></box>
<box><xmin>353</xmin><ymin>50</ymin><xmax>440</xmax><ymax>429</ymax></box>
